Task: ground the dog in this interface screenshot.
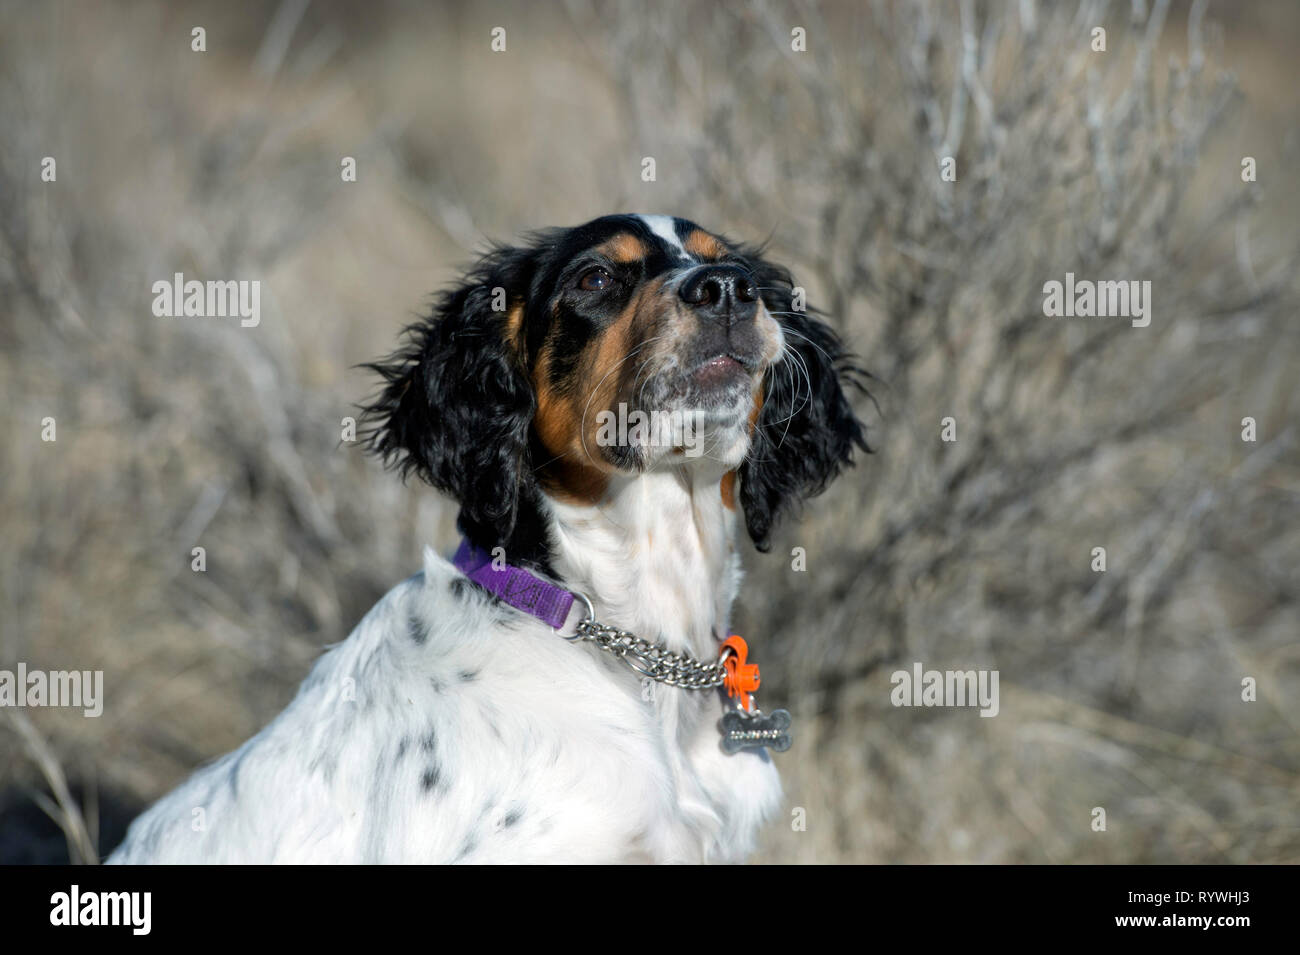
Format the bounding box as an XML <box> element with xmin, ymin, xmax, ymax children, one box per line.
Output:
<box><xmin>109</xmin><ymin>214</ymin><xmax>866</xmax><ymax>864</ymax></box>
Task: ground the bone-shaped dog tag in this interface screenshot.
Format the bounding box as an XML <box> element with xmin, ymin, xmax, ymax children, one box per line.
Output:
<box><xmin>719</xmin><ymin>707</ymin><xmax>793</xmax><ymax>754</ymax></box>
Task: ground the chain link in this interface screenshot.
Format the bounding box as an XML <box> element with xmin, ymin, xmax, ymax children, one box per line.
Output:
<box><xmin>571</xmin><ymin>617</ymin><xmax>730</xmax><ymax>690</ymax></box>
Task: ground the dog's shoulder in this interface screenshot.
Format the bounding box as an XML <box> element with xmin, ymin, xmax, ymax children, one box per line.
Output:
<box><xmin>109</xmin><ymin>552</ymin><xmax>674</xmax><ymax>863</ymax></box>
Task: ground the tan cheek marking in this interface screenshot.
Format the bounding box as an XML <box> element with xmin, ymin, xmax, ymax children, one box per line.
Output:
<box><xmin>532</xmin><ymin>341</ymin><xmax>612</xmax><ymax>505</ymax></box>
<box><xmin>503</xmin><ymin>302</ymin><xmax>526</xmax><ymax>354</ymax></box>
<box><xmin>546</xmin><ymin>457</ymin><xmax>611</xmax><ymax>505</ymax></box>
<box><xmin>577</xmin><ymin>277</ymin><xmax>672</xmax><ymax>446</ymax></box>
<box><xmin>749</xmin><ymin>381</ymin><xmax>765</xmax><ymax>434</ymax></box>
<box><xmin>532</xmin><ymin>347</ymin><xmax>569</xmax><ymax>458</ymax></box>
<box><xmin>587</xmin><ymin>313</ymin><xmax>633</xmax><ymax>413</ymax></box>
<box><xmin>595</xmin><ymin>233</ymin><xmax>648</xmax><ymax>264</ymax></box>
<box><xmin>533</xmin><ymin>278</ymin><xmax>675</xmax><ymax>504</ymax></box>
<box><xmin>720</xmin><ymin>471</ymin><xmax>737</xmax><ymax>510</ymax></box>
<box><xmin>683</xmin><ymin>229</ymin><xmax>726</xmax><ymax>260</ymax></box>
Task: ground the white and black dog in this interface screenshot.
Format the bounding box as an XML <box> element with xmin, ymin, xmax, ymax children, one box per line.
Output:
<box><xmin>110</xmin><ymin>214</ymin><xmax>866</xmax><ymax>864</ymax></box>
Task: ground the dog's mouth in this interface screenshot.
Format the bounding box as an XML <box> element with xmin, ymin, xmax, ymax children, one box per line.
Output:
<box><xmin>649</xmin><ymin>350</ymin><xmax>761</xmax><ymax>412</ymax></box>
<box><xmin>585</xmin><ymin>349</ymin><xmax>762</xmax><ymax>468</ymax></box>
<box><xmin>692</xmin><ymin>353</ymin><xmax>752</xmax><ymax>389</ymax></box>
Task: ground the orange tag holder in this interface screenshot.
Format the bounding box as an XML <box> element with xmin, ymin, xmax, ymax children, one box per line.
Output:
<box><xmin>720</xmin><ymin>634</ymin><xmax>761</xmax><ymax>712</ymax></box>
<box><xmin>718</xmin><ymin>635</ymin><xmax>794</xmax><ymax>755</ymax></box>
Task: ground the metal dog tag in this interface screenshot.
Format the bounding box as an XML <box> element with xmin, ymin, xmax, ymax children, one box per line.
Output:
<box><xmin>719</xmin><ymin>707</ymin><xmax>793</xmax><ymax>754</ymax></box>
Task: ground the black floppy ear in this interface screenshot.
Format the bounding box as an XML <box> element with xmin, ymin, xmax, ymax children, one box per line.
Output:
<box><xmin>739</xmin><ymin>254</ymin><xmax>870</xmax><ymax>551</ymax></box>
<box><xmin>361</xmin><ymin>246</ymin><xmax>537</xmax><ymax>549</ymax></box>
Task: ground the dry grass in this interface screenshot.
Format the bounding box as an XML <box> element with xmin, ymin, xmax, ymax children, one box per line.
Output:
<box><xmin>1</xmin><ymin>0</ymin><xmax>1297</xmax><ymax>863</ymax></box>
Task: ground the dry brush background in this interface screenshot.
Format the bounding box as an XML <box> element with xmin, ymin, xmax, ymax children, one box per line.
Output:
<box><xmin>1</xmin><ymin>0</ymin><xmax>1297</xmax><ymax>863</ymax></box>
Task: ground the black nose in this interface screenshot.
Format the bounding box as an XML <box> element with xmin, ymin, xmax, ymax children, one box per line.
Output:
<box><xmin>678</xmin><ymin>265</ymin><xmax>758</xmax><ymax>324</ymax></box>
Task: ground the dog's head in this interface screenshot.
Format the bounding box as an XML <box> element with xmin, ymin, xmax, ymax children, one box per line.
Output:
<box><xmin>362</xmin><ymin>214</ymin><xmax>867</xmax><ymax>564</ymax></box>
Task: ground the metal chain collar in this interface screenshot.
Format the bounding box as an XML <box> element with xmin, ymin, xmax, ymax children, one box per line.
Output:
<box><xmin>561</xmin><ymin>591</ymin><xmax>730</xmax><ymax>690</ymax></box>
<box><xmin>559</xmin><ymin>590</ymin><xmax>794</xmax><ymax>755</ymax></box>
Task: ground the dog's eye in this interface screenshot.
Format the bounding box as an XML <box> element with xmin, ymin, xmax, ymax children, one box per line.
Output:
<box><xmin>578</xmin><ymin>267</ymin><xmax>612</xmax><ymax>291</ymax></box>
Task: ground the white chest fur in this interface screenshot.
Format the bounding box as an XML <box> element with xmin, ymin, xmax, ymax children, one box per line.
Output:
<box><xmin>110</xmin><ymin>468</ymin><xmax>782</xmax><ymax>864</ymax></box>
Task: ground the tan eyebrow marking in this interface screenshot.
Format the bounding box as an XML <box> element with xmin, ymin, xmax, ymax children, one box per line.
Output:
<box><xmin>594</xmin><ymin>232</ymin><xmax>649</xmax><ymax>264</ymax></box>
<box><xmin>682</xmin><ymin>229</ymin><xmax>726</xmax><ymax>261</ymax></box>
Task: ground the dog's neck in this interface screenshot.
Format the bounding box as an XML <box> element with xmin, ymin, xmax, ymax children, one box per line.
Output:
<box><xmin>541</xmin><ymin>463</ymin><xmax>741</xmax><ymax>659</ymax></box>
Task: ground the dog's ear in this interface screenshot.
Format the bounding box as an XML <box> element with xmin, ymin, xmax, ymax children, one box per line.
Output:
<box><xmin>361</xmin><ymin>246</ymin><xmax>538</xmax><ymax>549</ymax></box>
<box><xmin>738</xmin><ymin>252</ymin><xmax>870</xmax><ymax>551</ymax></box>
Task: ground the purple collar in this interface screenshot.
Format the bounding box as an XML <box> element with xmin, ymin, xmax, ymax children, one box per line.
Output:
<box><xmin>452</xmin><ymin>539</ymin><xmax>576</xmax><ymax>630</ymax></box>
